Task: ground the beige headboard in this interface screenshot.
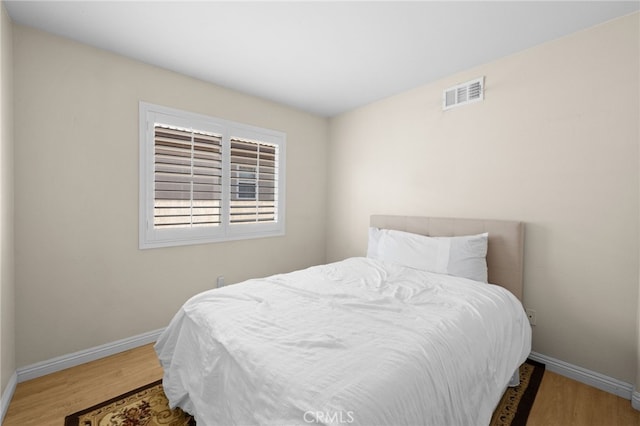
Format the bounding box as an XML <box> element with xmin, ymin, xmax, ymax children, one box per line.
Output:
<box><xmin>370</xmin><ymin>215</ymin><xmax>525</xmax><ymax>301</ymax></box>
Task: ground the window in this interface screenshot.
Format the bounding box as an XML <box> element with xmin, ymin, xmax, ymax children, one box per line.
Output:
<box><xmin>139</xmin><ymin>102</ymin><xmax>286</xmax><ymax>249</ymax></box>
<box><xmin>235</xmin><ymin>166</ymin><xmax>257</xmax><ymax>200</ymax></box>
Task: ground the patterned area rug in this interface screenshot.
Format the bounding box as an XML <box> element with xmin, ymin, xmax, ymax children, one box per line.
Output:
<box><xmin>65</xmin><ymin>360</ymin><xmax>544</xmax><ymax>426</ymax></box>
<box><xmin>491</xmin><ymin>359</ymin><xmax>546</xmax><ymax>426</ymax></box>
<box><xmin>64</xmin><ymin>380</ymin><xmax>194</xmax><ymax>426</ymax></box>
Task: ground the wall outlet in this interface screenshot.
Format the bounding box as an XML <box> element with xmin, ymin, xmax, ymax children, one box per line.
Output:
<box><xmin>216</xmin><ymin>276</ymin><xmax>225</xmax><ymax>288</ymax></box>
<box><xmin>525</xmin><ymin>308</ymin><xmax>536</xmax><ymax>326</ymax></box>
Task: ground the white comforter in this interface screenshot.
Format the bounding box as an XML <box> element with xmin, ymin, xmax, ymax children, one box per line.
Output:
<box><xmin>155</xmin><ymin>257</ymin><xmax>531</xmax><ymax>426</ymax></box>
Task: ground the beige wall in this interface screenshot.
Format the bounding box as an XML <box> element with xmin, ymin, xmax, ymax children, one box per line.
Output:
<box><xmin>327</xmin><ymin>13</ymin><xmax>639</xmax><ymax>384</ymax></box>
<box><xmin>13</xmin><ymin>25</ymin><xmax>328</xmax><ymax>367</ymax></box>
<box><xmin>0</xmin><ymin>1</ymin><xmax>15</xmax><ymax>398</ymax></box>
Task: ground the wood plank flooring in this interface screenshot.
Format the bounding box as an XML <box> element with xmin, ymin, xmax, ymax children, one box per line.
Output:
<box><xmin>527</xmin><ymin>368</ymin><xmax>640</xmax><ymax>426</ymax></box>
<box><xmin>3</xmin><ymin>344</ymin><xmax>163</xmax><ymax>426</ymax></box>
<box><xmin>3</xmin><ymin>343</ymin><xmax>640</xmax><ymax>425</ymax></box>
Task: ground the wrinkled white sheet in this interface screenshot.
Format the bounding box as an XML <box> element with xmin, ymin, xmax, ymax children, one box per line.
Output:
<box><xmin>155</xmin><ymin>257</ymin><xmax>531</xmax><ymax>426</ymax></box>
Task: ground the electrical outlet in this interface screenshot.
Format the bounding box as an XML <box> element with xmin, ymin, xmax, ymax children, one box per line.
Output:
<box><xmin>525</xmin><ymin>308</ymin><xmax>536</xmax><ymax>326</ymax></box>
<box><xmin>216</xmin><ymin>276</ymin><xmax>225</xmax><ymax>288</ymax></box>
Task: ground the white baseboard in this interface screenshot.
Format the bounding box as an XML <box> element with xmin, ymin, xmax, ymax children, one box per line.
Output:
<box><xmin>632</xmin><ymin>390</ymin><xmax>640</xmax><ymax>411</ymax></box>
<box><xmin>0</xmin><ymin>371</ymin><xmax>18</xmax><ymax>424</ymax></box>
<box><xmin>16</xmin><ymin>328</ymin><xmax>164</xmax><ymax>383</ymax></box>
<box><xmin>529</xmin><ymin>351</ymin><xmax>634</xmax><ymax>400</ymax></box>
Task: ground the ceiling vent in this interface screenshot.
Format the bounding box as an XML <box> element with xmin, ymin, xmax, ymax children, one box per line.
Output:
<box><xmin>443</xmin><ymin>77</ymin><xmax>484</xmax><ymax>110</ymax></box>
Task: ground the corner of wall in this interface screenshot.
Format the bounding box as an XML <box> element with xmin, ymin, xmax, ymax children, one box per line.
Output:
<box><xmin>0</xmin><ymin>0</ymin><xmax>16</xmax><ymax>411</ymax></box>
<box><xmin>0</xmin><ymin>371</ymin><xmax>16</xmax><ymax>423</ymax></box>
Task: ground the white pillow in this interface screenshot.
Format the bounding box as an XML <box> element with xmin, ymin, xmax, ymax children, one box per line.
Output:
<box><xmin>441</xmin><ymin>232</ymin><xmax>488</xmax><ymax>283</ymax></box>
<box><xmin>375</xmin><ymin>229</ymin><xmax>449</xmax><ymax>274</ymax></box>
<box><xmin>366</xmin><ymin>227</ymin><xmax>489</xmax><ymax>282</ymax></box>
<box><xmin>366</xmin><ymin>227</ymin><xmax>384</xmax><ymax>259</ymax></box>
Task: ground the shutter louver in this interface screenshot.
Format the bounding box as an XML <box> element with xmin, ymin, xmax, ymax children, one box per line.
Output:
<box><xmin>154</xmin><ymin>124</ymin><xmax>222</xmax><ymax>229</ymax></box>
<box><xmin>230</xmin><ymin>138</ymin><xmax>278</xmax><ymax>224</ymax></box>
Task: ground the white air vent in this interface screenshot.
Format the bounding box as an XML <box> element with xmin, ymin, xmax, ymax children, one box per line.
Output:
<box><xmin>443</xmin><ymin>77</ymin><xmax>484</xmax><ymax>110</ymax></box>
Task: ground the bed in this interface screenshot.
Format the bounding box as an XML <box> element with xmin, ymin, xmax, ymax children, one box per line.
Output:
<box><xmin>155</xmin><ymin>215</ymin><xmax>532</xmax><ymax>426</ymax></box>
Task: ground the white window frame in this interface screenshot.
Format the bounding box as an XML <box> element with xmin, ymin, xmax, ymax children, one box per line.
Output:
<box><xmin>139</xmin><ymin>102</ymin><xmax>286</xmax><ymax>249</ymax></box>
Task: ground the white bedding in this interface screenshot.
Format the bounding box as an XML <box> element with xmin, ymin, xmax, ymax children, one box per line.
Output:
<box><xmin>155</xmin><ymin>257</ymin><xmax>531</xmax><ymax>426</ymax></box>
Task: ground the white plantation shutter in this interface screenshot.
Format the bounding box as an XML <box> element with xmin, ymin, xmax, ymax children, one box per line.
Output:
<box><xmin>140</xmin><ymin>102</ymin><xmax>286</xmax><ymax>249</ymax></box>
<box><xmin>153</xmin><ymin>125</ymin><xmax>222</xmax><ymax>229</ymax></box>
<box><xmin>230</xmin><ymin>138</ymin><xmax>278</xmax><ymax>224</ymax></box>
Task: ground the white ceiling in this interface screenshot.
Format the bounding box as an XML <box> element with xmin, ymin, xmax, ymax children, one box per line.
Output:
<box><xmin>5</xmin><ymin>1</ymin><xmax>639</xmax><ymax>117</ymax></box>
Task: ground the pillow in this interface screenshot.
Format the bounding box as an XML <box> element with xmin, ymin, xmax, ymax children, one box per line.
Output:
<box><xmin>366</xmin><ymin>227</ymin><xmax>489</xmax><ymax>282</ymax></box>
<box><xmin>440</xmin><ymin>232</ymin><xmax>488</xmax><ymax>283</ymax></box>
<box><xmin>368</xmin><ymin>228</ymin><xmax>449</xmax><ymax>274</ymax></box>
<box><xmin>366</xmin><ymin>227</ymin><xmax>384</xmax><ymax>259</ymax></box>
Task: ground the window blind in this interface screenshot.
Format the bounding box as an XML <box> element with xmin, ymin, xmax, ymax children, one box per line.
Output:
<box><xmin>230</xmin><ymin>138</ymin><xmax>278</xmax><ymax>224</ymax></box>
<box><xmin>154</xmin><ymin>124</ymin><xmax>222</xmax><ymax>228</ymax></box>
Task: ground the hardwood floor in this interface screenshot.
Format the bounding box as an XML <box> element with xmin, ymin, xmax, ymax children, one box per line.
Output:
<box><xmin>3</xmin><ymin>344</ymin><xmax>163</xmax><ymax>426</ymax></box>
<box><xmin>527</xmin><ymin>369</ymin><xmax>640</xmax><ymax>426</ymax></box>
<box><xmin>3</xmin><ymin>344</ymin><xmax>640</xmax><ymax>425</ymax></box>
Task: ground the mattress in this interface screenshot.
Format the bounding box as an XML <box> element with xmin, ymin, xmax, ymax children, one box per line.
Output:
<box><xmin>155</xmin><ymin>257</ymin><xmax>532</xmax><ymax>426</ymax></box>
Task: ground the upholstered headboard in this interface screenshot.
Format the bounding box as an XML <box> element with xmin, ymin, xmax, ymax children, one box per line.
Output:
<box><xmin>370</xmin><ymin>215</ymin><xmax>525</xmax><ymax>301</ymax></box>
